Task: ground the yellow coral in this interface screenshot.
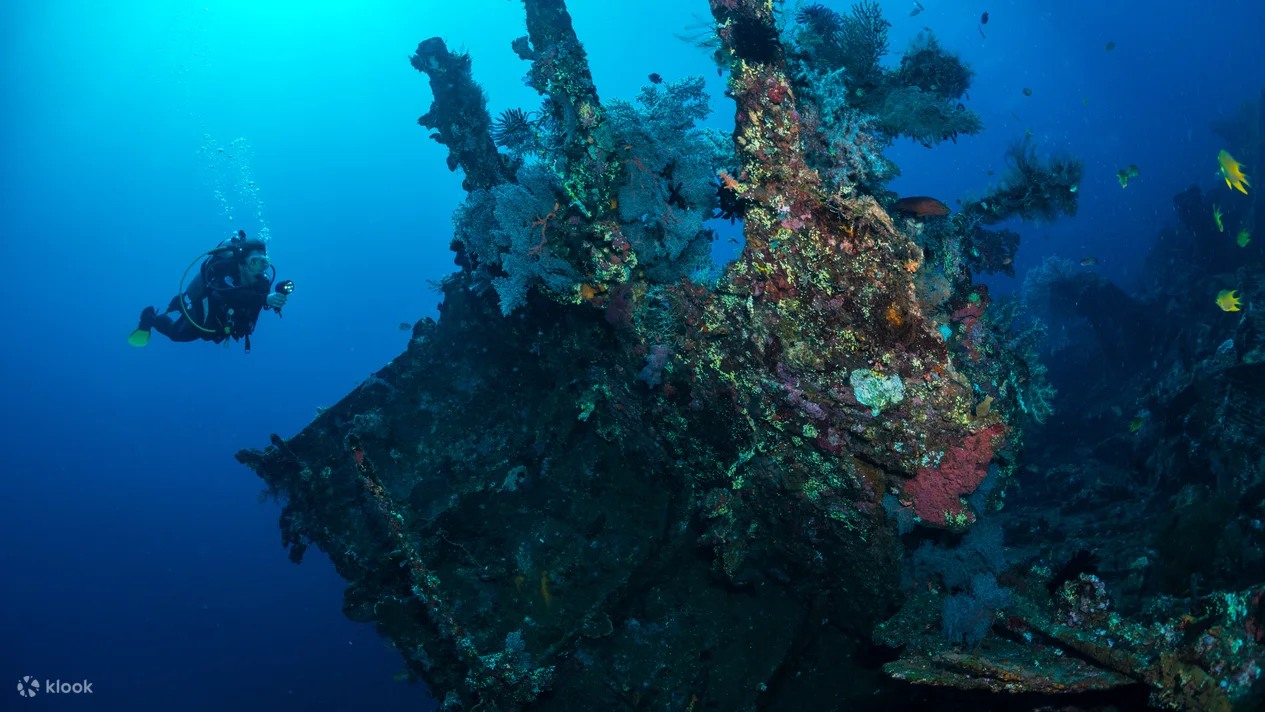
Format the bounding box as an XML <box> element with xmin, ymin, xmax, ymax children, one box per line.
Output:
<box><xmin>884</xmin><ymin>304</ymin><xmax>903</xmax><ymax>327</ymax></box>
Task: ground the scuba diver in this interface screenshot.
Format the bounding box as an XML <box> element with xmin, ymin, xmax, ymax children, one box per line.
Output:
<box><xmin>128</xmin><ymin>230</ymin><xmax>293</xmax><ymax>352</ymax></box>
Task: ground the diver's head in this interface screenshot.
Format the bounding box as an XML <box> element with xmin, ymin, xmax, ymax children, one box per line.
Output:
<box><xmin>219</xmin><ymin>230</ymin><xmax>268</xmax><ymax>260</ymax></box>
<box><xmin>242</xmin><ymin>248</ymin><xmax>270</xmax><ymax>279</ymax></box>
<box><xmin>233</xmin><ymin>234</ymin><xmax>267</xmax><ymax>256</ymax></box>
<box><xmin>229</xmin><ymin>229</ymin><xmax>270</xmax><ymax>278</ymax></box>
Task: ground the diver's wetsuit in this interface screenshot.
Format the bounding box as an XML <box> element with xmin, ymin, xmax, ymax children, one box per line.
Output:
<box><xmin>152</xmin><ymin>254</ymin><xmax>271</xmax><ymax>343</ymax></box>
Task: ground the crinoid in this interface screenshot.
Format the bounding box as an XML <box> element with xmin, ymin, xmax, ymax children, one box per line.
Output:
<box><xmin>795</xmin><ymin>3</ymin><xmax>843</xmax><ymax>43</ymax></box>
<box><xmin>730</xmin><ymin>14</ymin><xmax>782</xmax><ymax>64</ymax></box>
<box><xmin>490</xmin><ymin>108</ymin><xmax>535</xmax><ymax>151</ymax></box>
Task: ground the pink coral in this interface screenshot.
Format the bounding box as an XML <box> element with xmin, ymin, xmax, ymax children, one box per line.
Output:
<box><xmin>950</xmin><ymin>302</ymin><xmax>985</xmax><ymax>323</ymax></box>
<box><xmin>902</xmin><ymin>423</ymin><xmax>1004</xmax><ymax>527</ymax></box>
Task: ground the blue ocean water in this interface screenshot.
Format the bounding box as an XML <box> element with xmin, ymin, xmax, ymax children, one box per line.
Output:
<box><xmin>1</xmin><ymin>1</ymin><xmax>1262</xmax><ymax>710</ymax></box>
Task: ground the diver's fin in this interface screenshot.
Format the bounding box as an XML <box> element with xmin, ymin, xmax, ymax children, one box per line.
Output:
<box><xmin>129</xmin><ymin>306</ymin><xmax>157</xmax><ymax>347</ymax></box>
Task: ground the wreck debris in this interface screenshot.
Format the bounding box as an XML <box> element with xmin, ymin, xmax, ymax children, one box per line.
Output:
<box><xmin>234</xmin><ymin>2</ymin><xmax>1264</xmax><ymax>710</ymax></box>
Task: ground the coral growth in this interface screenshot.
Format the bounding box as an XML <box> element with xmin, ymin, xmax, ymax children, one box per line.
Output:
<box><xmin>895</xmin><ymin>32</ymin><xmax>973</xmax><ymax>101</ymax></box>
<box><xmin>787</xmin><ymin>4</ymin><xmax>983</xmax><ymax>148</ymax></box>
<box><xmin>875</xmin><ymin>86</ymin><xmax>984</xmax><ymax>147</ymax></box>
<box><xmin>963</xmin><ymin>136</ymin><xmax>1083</xmax><ymax>224</ymax></box>
<box><xmin>903</xmin><ymin>423</ymin><xmax>1006</xmax><ymax>527</ymax></box>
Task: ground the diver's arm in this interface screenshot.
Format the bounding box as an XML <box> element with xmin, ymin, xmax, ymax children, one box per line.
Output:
<box><xmin>197</xmin><ymin>256</ymin><xmax>264</xmax><ymax>309</ymax></box>
<box><xmin>265</xmin><ymin>291</ymin><xmax>288</xmax><ymax>309</ymax></box>
<box><xmin>215</xmin><ymin>287</ymin><xmax>268</xmax><ymax>310</ymax></box>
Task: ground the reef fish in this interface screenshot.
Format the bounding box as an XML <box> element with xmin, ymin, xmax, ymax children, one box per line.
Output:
<box><xmin>1213</xmin><ymin>204</ymin><xmax>1224</xmax><ymax>232</ymax></box>
<box><xmin>1116</xmin><ymin>164</ymin><xmax>1140</xmax><ymax>188</ymax></box>
<box><xmin>1237</xmin><ymin>229</ymin><xmax>1251</xmax><ymax>247</ymax></box>
<box><xmin>891</xmin><ymin>196</ymin><xmax>950</xmax><ymax>217</ymax></box>
<box><xmin>1216</xmin><ymin>289</ymin><xmax>1242</xmax><ymax>312</ymax></box>
<box><xmin>1218</xmin><ymin>149</ymin><xmax>1250</xmax><ymax>194</ymax></box>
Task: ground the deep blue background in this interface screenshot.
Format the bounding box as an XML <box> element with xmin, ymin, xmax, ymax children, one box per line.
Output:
<box><xmin>2</xmin><ymin>1</ymin><xmax>1262</xmax><ymax>709</ymax></box>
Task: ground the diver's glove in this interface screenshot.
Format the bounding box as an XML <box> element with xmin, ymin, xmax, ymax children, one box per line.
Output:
<box><xmin>266</xmin><ymin>291</ymin><xmax>289</xmax><ymax>309</ymax></box>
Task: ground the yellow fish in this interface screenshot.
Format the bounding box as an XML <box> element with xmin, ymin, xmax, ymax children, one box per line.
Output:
<box><xmin>1213</xmin><ymin>204</ymin><xmax>1224</xmax><ymax>232</ymax></box>
<box><xmin>1218</xmin><ymin>150</ymin><xmax>1250</xmax><ymax>194</ymax></box>
<box><xmin>539</xmin><ymin>570</ymin><xmax>552</xmax><ymax>610</ymax></box>
<box><xmin>1116</xmin><ymin>164</ymin><xmax>1139</xmax><ymax>188</ymax></box>
<box><xmin>1216</xmin><ymin>289</ymin><xmax>1241</xmax><ymax>312</ymax></box>
<box><xmin>1128</xmin><ymin>416</ymin><xmax>1144</xmax><ymax>434</ymax></box>
<box><xmin>1238</xmin><ymin>229</ymin><xmax>1252</xmax><ymax>247</ymax></box>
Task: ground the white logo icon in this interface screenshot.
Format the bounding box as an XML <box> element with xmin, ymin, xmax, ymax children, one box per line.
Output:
<box><xmin>16</xmin><ymin>677</ymin><xmax>40</xmax><ymax>698</ymax></box>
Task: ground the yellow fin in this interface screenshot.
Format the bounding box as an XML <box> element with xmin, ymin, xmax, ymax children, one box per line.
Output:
<box><xmin>127</xmin><ymin>329</ymin><xmax>151</xmax><ymax>348</ymax></box>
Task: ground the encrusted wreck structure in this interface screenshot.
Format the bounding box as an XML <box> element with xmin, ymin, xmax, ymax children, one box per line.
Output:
<box><xmin>237</xmin><ymin>2</ymin><xmax>1265</xmax><ymax>709</ymax></box>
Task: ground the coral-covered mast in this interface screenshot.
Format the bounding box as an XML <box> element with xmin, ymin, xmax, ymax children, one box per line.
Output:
<box><xmin>518</xmin><ymin>0</ymin><xmax>613</xmax><ymax>219</ymax></box>
<box><xmin>702</xmin><ymin>0</ymin><xmax>1006</xmax><ymax>529</ymax></box>
<box><xmin>410</xmin><ymin>38</ymin><xmax>514</xmax><ymax>191</ymax></box>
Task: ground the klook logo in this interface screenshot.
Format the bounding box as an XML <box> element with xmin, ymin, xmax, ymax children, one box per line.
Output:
<box><xmin>15</xmin><ymin>677</ymin><xmax>94</xmax><ymax>698</ymax></box>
